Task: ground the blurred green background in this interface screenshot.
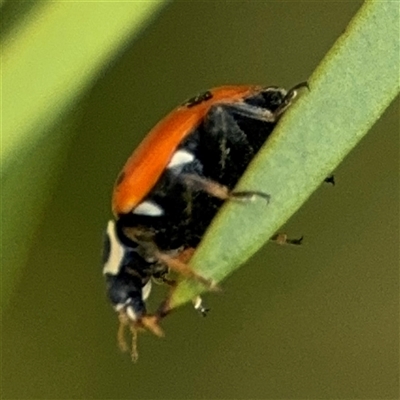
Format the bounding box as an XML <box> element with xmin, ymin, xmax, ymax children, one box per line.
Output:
<box><xmin>2</xmin><ymin>1</ymin><xmax>399</xmax><ymax>399</ymax></box>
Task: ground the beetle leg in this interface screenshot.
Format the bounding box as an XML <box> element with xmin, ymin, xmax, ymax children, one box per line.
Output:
<box><xmin>126</xmin><ymin>240</ymin><xmax>216</xmax><ymax>292</ymax></box>
<box><xmin>139</xmin><ymin>314</ymin><xmax>164</xmax><ymax>337</ymax></box>
<box><xmin>181</xmin><ymin>173</ymin><xmax>270</xmax><ymax>204</ymax></box>
<box><xmin>223</xmin><ymin>102</ymin><xmax>278</xmax><ymax>123</ymax></box>
<box><xmin>117</xmin><ymin>311</ymin><xmax>143</xmax><ymax>362</ymax></box>
<box><xmin>270</xmin><ymin>233</ymin><xmax>303</xmax><ymax>246</ymax></box>
<box><xmin>222</xmin><ymin>82</ymin><xmax>308</xmax><ymax>122</ymax></box>
<box><xmin>117</xmin><ymin>311</ymin><xmax>131</xmax><ymax>354</ymax></box>
<box><xmin>192</xmin><ymin>295</ymin><xmax>210</xmax><ymax>316</ymax></box>
<box><xmin>184</xmin><ymin>104</ymin><xmax>270</xmax><ymax>202</ymax></box>
<box><xmin>154</xmin><ymin>249</ymin><xmax>211</xmax><ymax>318</ymax></box>
<box><xmin>118</xmin><ymin>313</ymin><xmax>164</xmax><ymax>362</ymax></box>
<box><xmin>154</xmin><ymin>250</ymin><xmax>219</xmax><ymax>291</ymax></box>
<box><xmin>155</xmin><ymin>287</ymin><xmax>209</xmax><ymax>321</ymax></box>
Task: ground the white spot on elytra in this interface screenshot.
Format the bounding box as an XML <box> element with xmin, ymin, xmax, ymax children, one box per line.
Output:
<box><xmin>103</xmin><ymin>220</ymin><xmax>125</xmax><ymax>276</ymax></box>
<box><xmin>167</xmin><ymin>149</ymin><xmax>194</xmax><ymax>169</ymax></box>
<box><xmin>133</xmin><ymin>201</ymin><xmax>164</xmax><ymax>216</ymax></box>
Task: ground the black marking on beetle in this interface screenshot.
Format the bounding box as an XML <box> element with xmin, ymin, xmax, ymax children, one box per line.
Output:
<box><xmin>184</xmin><ymin>91</ymin><xmax>213</xmax><ymax>108</ymax></box>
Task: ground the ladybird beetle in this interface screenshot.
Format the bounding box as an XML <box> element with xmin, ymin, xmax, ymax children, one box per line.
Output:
<box><xmin>102</xmin><ymin>83</ymin><xmax>307</xmax><ymax>358</ymax></box>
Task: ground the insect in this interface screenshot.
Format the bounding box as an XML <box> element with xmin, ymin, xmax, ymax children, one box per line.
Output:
<box><xmin>102</xmin><ymin>83</ymin><xmax>307</xmax><ymax>359</ymax></box>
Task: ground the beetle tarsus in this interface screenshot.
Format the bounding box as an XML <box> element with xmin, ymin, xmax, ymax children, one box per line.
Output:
<box><xmin>271</xmin><ymin>233</ymin><xmax>303</xmax><ymax>246</ymax></box>
<box><xmin>230</xmin><ymin>190</ymin><xmax>270</xmax><ymax>204</ymax></box>
<box><xmin>181</xmin><ymin>173</ymin><xmax>270</xmax><ymax>204</ymax></box>
<box><xmin>128</xmin><ymin>325</ymin><xmax>139</xmax><ymax>362</ymax></box>
<box><xmin>324</xmin><ymin>175</ymin><xmax>335</xmax><ymax>185</ymax></box>
<box><xmin>274</xmin><ymin>81</ymin><xmax>309</xmax><ymax>117</ymax></box>
<box><xmin>117</xmin><ymin>311</ymin><xmax>130</xmax><ymax>354</ymax></box>
<box><xmin>193</xmin><ymin>295</ymin><xmax>210</xmax><ymax>316</ymax></box>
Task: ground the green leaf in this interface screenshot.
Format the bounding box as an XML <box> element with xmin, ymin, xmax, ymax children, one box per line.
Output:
<box><xmin>1</xmin><ymin>1</ymin><xmax>168</xmax><ymax>309</ymax></box>
<box><xmin>2</xmin><ymin>1</ymin><xmax>167</xmax><ymax>167</ymax></box>
<box><xmin>170</xmin><ymin>0</ymin><xmax>400</xmax><ymax>308</ymax></box>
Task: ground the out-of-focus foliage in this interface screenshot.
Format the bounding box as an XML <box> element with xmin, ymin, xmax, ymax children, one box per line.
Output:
<box><xmin>2</xmin><ymin>0</ymin><xmax>168</xmax><ymax>308</ymax></box>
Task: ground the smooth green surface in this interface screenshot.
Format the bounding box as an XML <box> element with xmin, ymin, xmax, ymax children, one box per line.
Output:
<box><xmin>171</xmin><ymin>0</ymin><xmax>400</xmax><ymax>308</ymax></box>
<box><xmin>3</xmin><ymin>2</ymin><xmax>398</xmax><ymax>399</ymax></box>
<box><xmin>1</xmin><ymin>0</ymin><xmax>167</xmax><ymax>308</ymax></box>
<box><xmin>3</xmin><ymin>1</ymin><xmax>165</xmax><ymax>164</ymax></box>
